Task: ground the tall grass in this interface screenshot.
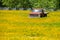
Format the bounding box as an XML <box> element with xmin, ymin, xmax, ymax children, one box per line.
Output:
<box><xmin>0</xmin><ymin>10</ymin><xmax>60</xmax><ymax>40</ymax></box>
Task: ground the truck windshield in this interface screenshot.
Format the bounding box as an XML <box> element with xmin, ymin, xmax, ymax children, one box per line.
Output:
<box><xmin>32</xmin><ymin>9</ymin><xmax>42</xmax><ymax>12</ymax></box>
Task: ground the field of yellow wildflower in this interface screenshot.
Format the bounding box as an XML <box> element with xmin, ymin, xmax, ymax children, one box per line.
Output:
<box><xmin>0</xmin><ymin>10</ymin><xmax>60</xmax><ymax>40</ymax></box>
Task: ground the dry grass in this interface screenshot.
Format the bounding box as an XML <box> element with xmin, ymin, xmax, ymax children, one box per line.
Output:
<box><xmin>0</xmin><ymin>10</ymin><xmax>60</xmax><ymax>40</ymax></box>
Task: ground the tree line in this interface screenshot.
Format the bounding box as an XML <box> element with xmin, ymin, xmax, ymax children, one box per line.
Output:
<box><xmin>0</xmin><ymin>0</ymin><xmax>60</xmax><ymax>10</ymax></box>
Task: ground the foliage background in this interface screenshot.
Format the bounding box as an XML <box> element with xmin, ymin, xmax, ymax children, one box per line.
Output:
<box><xmin>0</xmin><ymin>0</ymin><xmax>60</xmax><ymax>10</ymax></box>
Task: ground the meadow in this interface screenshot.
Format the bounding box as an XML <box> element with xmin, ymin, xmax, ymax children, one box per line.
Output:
<box><xmin>0</xmin><ymin>10</ymin><xmax>60</xmax><ymax>40</ymax></box>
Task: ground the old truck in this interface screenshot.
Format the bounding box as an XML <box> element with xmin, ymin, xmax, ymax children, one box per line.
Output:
<box><xmin>30</xmin><ymin>8</ymin><xmax>48</xmax><ymax>17</ymax></box>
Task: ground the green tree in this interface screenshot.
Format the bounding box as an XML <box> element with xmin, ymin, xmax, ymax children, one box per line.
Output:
<box><xmin>2</xmin><ymin>0</ymin><xmax>32</xmax><ymax>10</ymax></box>
<box><xmin>1</xmin><ymin>0</ymin><xmax>60</xmax><ymax>10</ymax></box>
<box><xmin>21</xmin><ymin>0</ymin><xmax>32</xmax><ymax>10</ymax></box>
<box><xmin>2</xmin><ymin>0</ymin><xmax>22</xmax><ymax>9</ymax></box>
